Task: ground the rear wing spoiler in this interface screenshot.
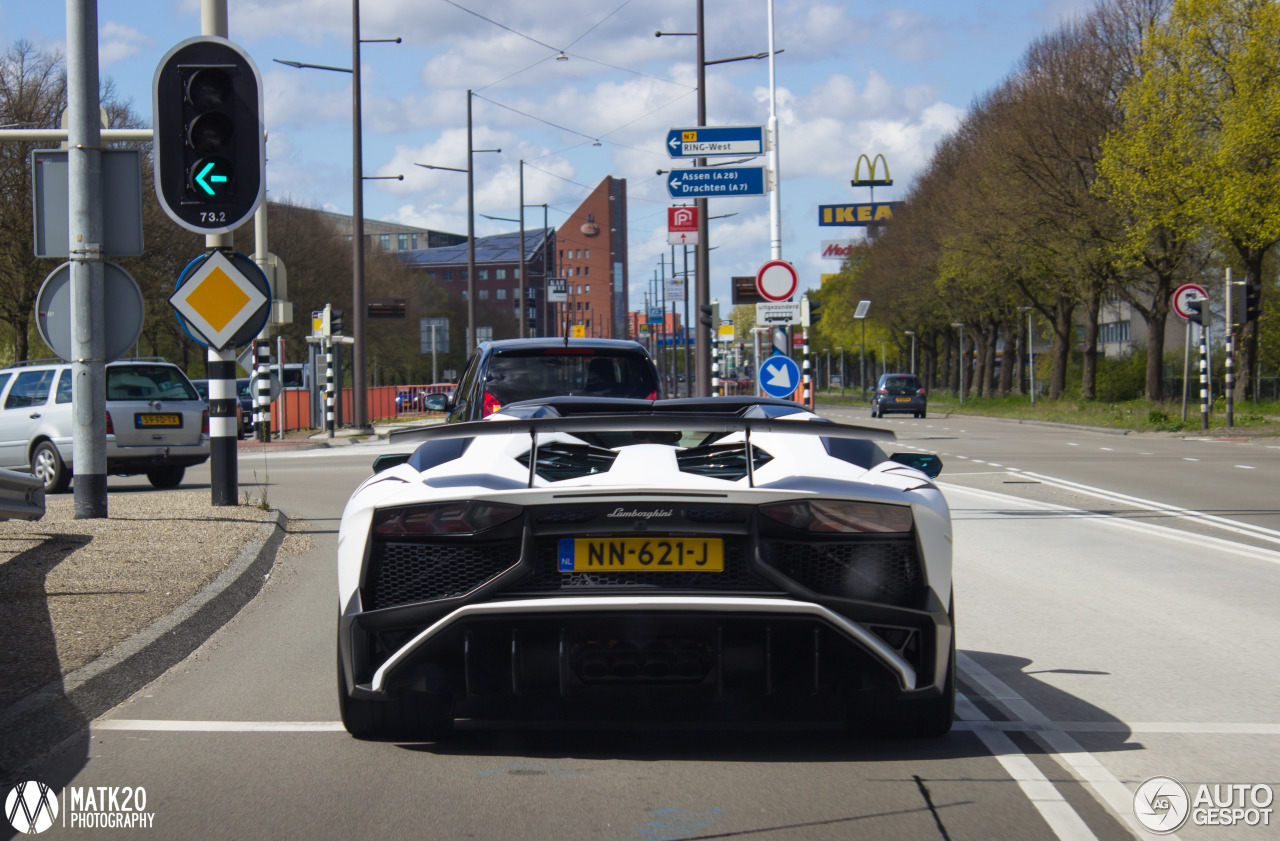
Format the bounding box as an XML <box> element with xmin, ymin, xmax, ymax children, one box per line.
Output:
<box><xmin>388</xmin><ymin>414</ymin><xmax>899</xmax><ymax>489</ymax></box>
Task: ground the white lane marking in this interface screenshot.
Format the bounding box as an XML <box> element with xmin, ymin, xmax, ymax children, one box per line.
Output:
<box><xmin>1235</xmin><ymin>464</ymin><xmax>1256</xmax><ymax>470</ymax></box>
<box><xmin>1139</xmin><ymin>452</ymin><xmax>1153</xmax><ymax>455</ymax></box>
<box><xmin>1100</xmin><ymin>448</ymin><xmax>1113</xmax><ymax>452</ymax></box>
<box><xmin>95</xmin><ymin>720</ymin><xmax>346</xmax><ymax>732</ymax></box>
<box><xmin>957</xmin><ymin>690</ymin><xmax>1100</xmax><ymax>841</ymax></box>
<box><xmin>92</xmin><ymin>718</ymin><xmax>1280</xmax><ymax>736</ymax></box>
<box><xmin>988</xmin><ymin>463</ymin><xmax>1003</xmax><ymax>468</ymax></box>
<box><xmin>943</xmin><ymin>483</ymin><xmax>1280</xmax><ymax>566</ymax></box>
<box><xmin>1067</xmin><ymin>443</ymin><xmax>1079</xmax><ymax>447</ymax></box>
<box><xmin>960</xmin><ymin>654</ymin><xmax>1176</xmax><ymax>840</ymax></box>
<box><xmin>1183</xmin><ymin>457</ymin><xmax>1199</xmax><ymax>461</ymax></box>
<box><xmin>956</xmin><ymin>721</ymin><xmax>1280</xmax><ymax>735</ymax></box>
<box><xmin>971</xmin><ymin>459</ymin><xmax>986</xmax><ymax>464</ymax></box>
<box><xmin>1001</xmin><ymin>469</ymin><xmax>1280</xmax><ymax>548</ymax></box>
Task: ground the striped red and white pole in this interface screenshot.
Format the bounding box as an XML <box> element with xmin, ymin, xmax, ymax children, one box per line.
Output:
<box><xmin>255</xmin><ymin>339</ymin><xmax>271</xmax><ymax>442</ymax></box>
<box><xmin>325</xmin><ymin>344</ymin><xmax>335</xmax><ymax>438</ymax></box>
<box><xmin>1199</xmin><ymin>327</ymin><xmax>1209</xmax><ymax>430</ymax></box>
<box><xmin>1225</xmin><ymin>333</ymin><xmax>1234</xmax><ymax>427</ymax></box>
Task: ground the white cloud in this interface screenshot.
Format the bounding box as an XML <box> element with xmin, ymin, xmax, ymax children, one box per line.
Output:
<box><xmin>99</xmin><ymin>21</ymin><xmax>150</xmax><ymax>68</ymax></box>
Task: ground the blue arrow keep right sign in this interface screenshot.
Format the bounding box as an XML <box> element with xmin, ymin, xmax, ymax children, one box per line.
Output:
<box><xmin>758</xmin><ymin>353</ymin><xmax>801</xmax><ymax>400</ymax></box>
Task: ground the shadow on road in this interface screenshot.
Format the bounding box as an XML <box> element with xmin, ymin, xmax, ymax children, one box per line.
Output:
<box><xmin>0</xmin><ymin>533</ymin><xmax>90</xmax><ymax>836</ymax></box>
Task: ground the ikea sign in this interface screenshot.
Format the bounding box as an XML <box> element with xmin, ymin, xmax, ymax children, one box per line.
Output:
<box><xmin>818</xmin><ymin>202</ymin><xmax>899</xmax><ymax>226</ymax></box>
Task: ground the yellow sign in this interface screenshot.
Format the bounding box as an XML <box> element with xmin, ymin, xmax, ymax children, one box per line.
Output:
<box><xmin>169</xmin><ymin>250</ymin><xmax>268</xmax><ymax>349</ymax></box>
<box><xmin>852</xmin><ymin>153</ymin><xmax>893</xmax><ymax>186</ymax></box>
<box><xmin>571</xmin><ymin>325</ymin><xmax>586</xmax><ymax>338</ymax></box>
<box><xmin>682</xmin><ymin>131</ymin><xmax>697</xmax><ymax>142</ymax></box>
<box><xmin>818</xmin><ymin>202</ymin><xmax>898</xmax><ymax>226</ymax></box>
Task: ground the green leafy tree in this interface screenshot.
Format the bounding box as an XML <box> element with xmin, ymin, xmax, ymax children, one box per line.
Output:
<box><xmin>1098</xmin><ymin>0</ymin><xmax>1280</xmax><ymax>400</ymax></box>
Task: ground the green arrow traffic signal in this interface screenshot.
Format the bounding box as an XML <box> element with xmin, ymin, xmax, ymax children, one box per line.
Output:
<box><xmin>191</xmin><ymin>157</ymin><xmax>232</xmax><ymax>196</ymax></box>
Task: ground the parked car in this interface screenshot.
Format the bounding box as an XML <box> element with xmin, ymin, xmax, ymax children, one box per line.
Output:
<box><xmin>871</xmin><ymin>373</ymin><xmax>927</xmax><ymax>418</ymax></box>
<box><xmin>191</xmin><ymin>379</ymin><xmax>248</xmax><ymax>438</ymax></box>
<box><xmin>0</xmin><ymin>359</ymin><xmax>210</xmax><ymax>492</ymax></box>
<box><xmin>337</xmin><ymin>396</ymin><xmax>952</xmax><ymax>739</ymax></box>
<box><xmin>426</xmin><ymin>338</ymin><xmax>663</xmax><ymax>422</ymax></box>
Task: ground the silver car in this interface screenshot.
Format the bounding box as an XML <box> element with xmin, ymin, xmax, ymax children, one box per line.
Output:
<box><xmin>0</xmin><ymin>359</ymin><xmax>210</xmax><ymax>492</ymax></box>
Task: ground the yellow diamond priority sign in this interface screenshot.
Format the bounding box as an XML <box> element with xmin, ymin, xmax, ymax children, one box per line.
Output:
<box><xmin>170</xmin><ymin>251</ymin><xmax>269</xmax><ymax>350</ymax></box>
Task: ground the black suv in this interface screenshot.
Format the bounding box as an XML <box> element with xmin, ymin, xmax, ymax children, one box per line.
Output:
<box><xmin>429</xmin><ymin>338</ymin><xmax>663</xmax><ymax>422</ymax></box>
<box><xmin>871</xmin><ymin>373</ymin><xmax>927</xmax><ymax>418</ymax></box>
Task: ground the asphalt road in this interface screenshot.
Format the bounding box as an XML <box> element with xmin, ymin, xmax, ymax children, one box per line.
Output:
<box><xmin>14</xmin><ymin>414</ymin><xmax>1280</xmax><ymax>840</ymax></box>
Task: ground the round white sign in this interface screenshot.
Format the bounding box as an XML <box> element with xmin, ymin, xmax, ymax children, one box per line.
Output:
<box><xmin>1171</xmin><ymin>283</ymin><xmax>1208</xmax><ymax>320</ymax></box>
<box><xmin>756</xmin><ymin>260</ymin><xmax>798</xmax><ymax>302</ymax></box>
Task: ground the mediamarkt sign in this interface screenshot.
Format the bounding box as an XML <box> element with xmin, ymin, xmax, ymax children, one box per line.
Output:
<box><xmin>821</xmin><ymin>240</ymin><xmax>858</xmax><ymax>260</ymax></box>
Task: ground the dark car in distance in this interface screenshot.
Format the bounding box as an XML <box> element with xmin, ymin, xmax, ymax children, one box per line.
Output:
<box><xmin>423</xmin><ymin>338</ymin><xmax>663</xmax><ymax>423</ymax></box>
<box><xmin>871</xmin><ymin>373</ymin><xmax>927</xmax><ymax>418</ymax></box>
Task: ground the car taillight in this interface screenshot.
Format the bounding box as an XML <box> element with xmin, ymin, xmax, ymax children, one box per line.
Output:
<box><xmin>105</xmin><ymin>411</ymin><xmax>113</xmax><ymax>435</ymax></box>
<box><xmin>645</xmin><ymin>390</ymin><xmax>657</xmax><ymax>400</ymax></box>
<box><xmin>202</xmin><ymin>410</ymin><xmax>210</xmax><ymax>434</ymax></box>
<box><xmin>760</xmin><ymin>500</ymin><xmax>913</xmax><ymax>533</ymax></box>
<box><xmin>372</xmin><ymin>501</ymin><xmax>521</xmax><ymax>535</ymax></box>
<box><xmin>482</xmin><ymin>391</ymin><xmax>502</xmax><ymax>416</ymax></box>
<box><xmin>877</xmin><ymin>388</ymin><xmax>888</xmax><ymax>395</ymax></box>
<box><xmin>916</xmin><ymin>388</ymin><xmax>927</xmax><ymax>396</ymax></box>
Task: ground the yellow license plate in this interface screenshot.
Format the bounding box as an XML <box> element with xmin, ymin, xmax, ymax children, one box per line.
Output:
<box><xmin>558</xmin><ymin>537</ymin><xmax>723</xmax><ymax>572</ymax></box>
<box><xmin>136</xmin><ymin>413</ymin><xmax>181</xmax><ymax>427</ymax></box>
<box><xmin>895</xmin><ymin>397</ymin><xmax>912</xmax><ymax>402</ymax></box>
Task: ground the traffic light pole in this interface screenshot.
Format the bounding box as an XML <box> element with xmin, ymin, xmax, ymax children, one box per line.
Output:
<box><xmin>204</xmin><ymin>0</ymin><xmax>238</xmax><ymax>506</ymax></box>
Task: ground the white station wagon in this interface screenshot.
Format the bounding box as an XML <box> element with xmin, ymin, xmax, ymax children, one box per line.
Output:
<box><xmin>0</xmin><ymin>359</ymin><xmax>210</xmax><ymax>492</ymax></box>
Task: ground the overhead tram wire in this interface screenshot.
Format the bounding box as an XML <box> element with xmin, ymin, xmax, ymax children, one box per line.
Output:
<box><xmin>443</xmin><ymin>0</ymin><xmax>687</xmax><ymax>91</ymax></box>
<box><xmin>562</xmin><ymin>0</ymin><xmax>635</xmax><ymax>50</ymax></box>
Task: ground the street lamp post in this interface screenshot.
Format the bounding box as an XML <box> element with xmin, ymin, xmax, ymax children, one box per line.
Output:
<box><xmin>415</xmin><ymin>108</ymin><xmax>499</xmax><ymax>354</ymax></box>
<box><xmin>952</xmin><ymin>322</ymin><xmax>965</xmax><ymax>405</ymax></box>
<box><xmin>904</xmin><ymin>330</ymin><xmax>916</xmax><ymax>376</ymax></box>
<box><xmin>274</xmin><ymin>6</ymin><xmax>399</xmax><ymax>429</ymax></box>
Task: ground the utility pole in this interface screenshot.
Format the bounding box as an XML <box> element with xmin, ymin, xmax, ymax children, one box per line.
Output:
<box><xmin>68</xmin><ymin>0</ymin><xmax>108</xmax><ymax>518</ymax></box>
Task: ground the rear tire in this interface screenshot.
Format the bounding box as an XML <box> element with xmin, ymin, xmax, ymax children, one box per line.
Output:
<box><xmin>146</xmin><ymin>465</ymin><xmax>185</xmax><ymax>489</ymax></box>
<box><xmin>337</xmin><ymin>638</ymin><xmax>451</xmax><ymax>740</ymax></box>
<box><xmin>32</xmin><ymin>441</ymin><xmax>71</xmax><ymax>493</ymax></box>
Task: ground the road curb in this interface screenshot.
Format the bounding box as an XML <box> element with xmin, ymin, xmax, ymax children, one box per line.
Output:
<box><xmin>0</xmin><ymin>510</ymin><xmax>287</xmax><ymax>774</ymax></box>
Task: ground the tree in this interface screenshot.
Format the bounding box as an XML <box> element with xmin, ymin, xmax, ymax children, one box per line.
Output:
<box><xmin>1098</xmin><ymin>0</ymin><xmax>1280</xmax><ymax>401</ymax></box>
<box><xmin>0</xmin><ymin>41</ymin><xmax>66</xmax><ymax>362</ymax></box>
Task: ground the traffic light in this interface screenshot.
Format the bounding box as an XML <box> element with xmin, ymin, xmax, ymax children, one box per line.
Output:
<box><xmin>153</xmin><ymin>36</ymin><xmax>265</xmax><ymax>234</ymax></box>
<box><xmin>699</xmin><ymin>301</ymin><xmax>720</xmax><ymax>328</ymax></box>
<box><xmin>802</xmin><ymin>296</ymin><xmax>822</xmax><ymax>327</ymax></box>
<box><xmin>331</xmin><ymin>309</ymin><xmax>345</xmax><ymax>335</ymax></box>
<box><xmin>1186</xmin><ymin>298</ymin><xmax>1205</xmax><ymax>326</ymax></box>
<box><xmin>1243</xmin><ymin>283</ymin><xmax>1262</xmax><ymax>323</ymax></box>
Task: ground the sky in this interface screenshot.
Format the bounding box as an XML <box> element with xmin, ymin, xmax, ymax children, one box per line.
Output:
<box><xmin>2</xmin><ymin>0</ymin><xmax>1094</xmax><ymax>312</ymax></box>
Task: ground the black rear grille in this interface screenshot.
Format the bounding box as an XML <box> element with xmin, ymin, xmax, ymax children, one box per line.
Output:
<box><xmin>364</xmin><ymin>540</ymin><xmax>519</xmax><ymax>610</ymax></box>
<box><xmin>762</xmin><ymin>539</ymin><xmax>923</xmax><ymax>605</ymax></box>
<box><xmin>507</xmin><ymin>540</ymin><xmax>783</xmax><ymax>593</ymax></box>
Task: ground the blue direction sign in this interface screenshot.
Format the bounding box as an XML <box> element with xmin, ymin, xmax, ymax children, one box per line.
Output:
<box><xmin>647</xmin><ymin>307</ymin><xmax>663</xmax><ymax>324</ymax></box>
<box><xmin>758</xmin><ymin>353</ymin><xmax>801</xmax><ymax>400</ymax></box>
<box><xmin>667</xmin><ymin>126</ymin><xmax>766</xmax><ymax>158</ymax></box>
<box><xmin>667</xmin><ymin>166</ymin><xmax>767</xmax><ymax>199</ymax></box>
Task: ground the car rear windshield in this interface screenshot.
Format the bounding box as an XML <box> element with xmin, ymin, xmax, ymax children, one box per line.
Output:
<box><xmin>106</xmin><ymin>366</ymin><xmax>198</xmax><ymax>401</ymax></box>
<box><xmin>485</xmin><ymin>350</ymin><xmax>659</xmax><ymax>404</ymax></box>
<box><xmin>883</xmin><ymin>376</ymin><xmax>920</xmax><ymax>391</ymax></box>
